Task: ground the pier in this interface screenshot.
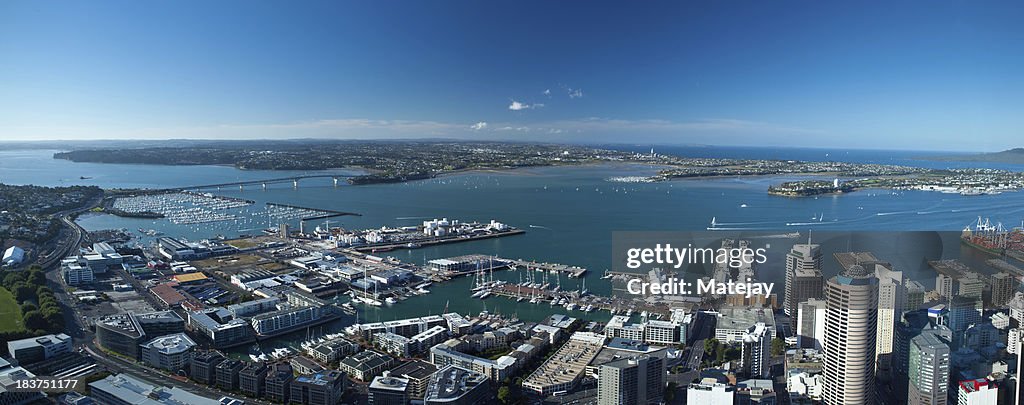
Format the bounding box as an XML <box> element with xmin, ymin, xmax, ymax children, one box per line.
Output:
<box><xmin>352</xmin><ymin>229</ymin><xmax>526</xmax><ymax>253</ymax></box>
<box><xmin>508</xmin><ymin>259</ymin><xmax>588</xmax><ymax>278</ymax></box>
<box><xmin>987</xmin><ymin>259</ymin><xmax>1024</xmax><ymax>277</ymax></box>
<box><xmin>265</xmin><ymin>202</ymin><xmax>360</xmax><ymax>219</ymax></box>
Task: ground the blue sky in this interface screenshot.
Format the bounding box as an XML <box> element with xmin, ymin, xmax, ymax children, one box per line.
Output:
<box><xmin>1</xmin><ymin>1</ymin><xmax>1022</xmax><ymax>151</ymax></box>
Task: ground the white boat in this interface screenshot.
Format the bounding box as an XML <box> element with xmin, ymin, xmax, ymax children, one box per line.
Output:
<box><xmin>479</xmin><ymin>291</ymin><xmax>492</xmax><ymax>299</ymax></box>
<box><xmin>516</xmin><ymin>296</ymin><xmax>525</xmax><ymax>302</ymax></box>
<box><xmin>566</xmin><ymin>302</ymin><xmax>577</xmax><ymax>311</ymax></box>
<box><xmin>385</xmin><ymin>297</ymin><xmax>397</xmax><ymax>305</ymax></box>
<box><xmin>584</xmin><ymin>304</ymin><xmax>593</xmax><ymax>312</ymax></box>
<box><xmin>471</xmin><ymin>290</ymin><xmax>487</xmax><ymax>298</ymax></box>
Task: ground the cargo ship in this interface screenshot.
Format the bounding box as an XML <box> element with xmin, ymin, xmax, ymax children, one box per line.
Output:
<box><xmin>960</xmin><ymin>217</ymin><xmax>1015</xmax><ymax>255</ymax></box>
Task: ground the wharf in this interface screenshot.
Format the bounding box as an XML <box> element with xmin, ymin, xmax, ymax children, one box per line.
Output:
<box><xmin>266</xmin><ymin>202</ymin><xmax>360</xmax><ymax>219</ymax></box>
<box><xmin>508</xmin><ymin>259</ymin><xmax>587</xmax><ymax>278</ymax></box>
<box><xmin>353</xmin><ymin>229</ymin><xmax>525</xmax><ymax>253</ymax></box>
<box><xmin>987</xmin><ymin>259</ymin><xmax>1024</xmax><ymax>277</ymax></box>
<box><xmin>486</xmin><ymin>283</ymin><xmax>678</xmax><ymax>318</ymax></box>
<box><xmin>928</xmin><ymin>259</ymin><xmax>972</xmax><ymax>279</ymax></box>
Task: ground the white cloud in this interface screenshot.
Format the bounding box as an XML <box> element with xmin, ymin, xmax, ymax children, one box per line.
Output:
<box><xmin>567</xmin><ymin>88</ymin><xmax>584</xmax><ymax>99</ymax></box>
<box><xmin>543</xmin><ymin>89</ymin><xmax>551</xmax><ymax>96</ymax></box>
<box><xmin>470</xmin><ymin>122</ymin><xmax>488</xmax><ymax>130</ymax></box>
<box><xmin>509</xmin><ymin>100</ymin><xmax>544</xmax><ymax>111</ymax></box>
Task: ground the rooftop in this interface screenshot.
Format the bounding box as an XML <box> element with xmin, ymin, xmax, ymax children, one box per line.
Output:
<box><xmin>140</xmin><ymin>333</ymin><xmax>196</xmax><ymax>355</ymax></box>
<box><xmin>369</xmin><ymin>376</ymin><xmax>409</xmax><ymax>392</ymax></box>
<box><xmin>96</xmin><ymin>313</ymin><xmax>144</xmax><ymax>338</ymax></box>
<box><xmin>425</xmin><ymin>365</ymin><xmax>488</xmax><ymax>402</ymax></box>
<box><xmin>295</xmin><ymin>370</ymin><xmax>345</xmax><ymax>387</ymax></box>
<box><xmin>389</xmin><ymin>360</ymin><xmax>438</xmax><ymax>380</ymax></box>
<box><xmin>89</xmin><ymin>374</ymin><xmax>239</xmax><ymax>405</ymax></box>
<box><xmin>7</xmin><ymin>333</ymin><xmax>72</xmax><ymax>352</ymax></box>
<box><xmin>340</xmin><ymin>350</ymin><xmax>393</xmax><ymax>371</ymax></box>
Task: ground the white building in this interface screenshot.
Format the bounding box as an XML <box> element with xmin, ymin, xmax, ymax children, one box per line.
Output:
<box><xmin>2</xmin><ymin>246</ymin><xmax>25</xmax><ymax>266</ymax></box>
<box><xmin>788</xmin><ymin>371</ymin><xmax>823</xmax><ymax>402</ymax></box>
<box><xmin>797</xmin><ymin>299</ymin><xmax>826</xmax><ymax>350</ymax></box>
<box><xmin>644</xmin><ymin>320</ymin><xmax>680</xmax><ymax>346</ymax></box>
<box><xmin>687</xmin><ymin>378</ymin><xmax>734</xmax><ymax>403</ymax></box>
<box><xmin>956</xmin><ymin>379</ymin><xmax>998</xmax><ymax>404</ymax></box>
<box><xmin>874</xmin><ymin>263</ymin><xmax>905</xmax><ymax>368</ymax></box>
<box><xmin>61</xmin><ymin>258</ymin><xmax>94</xmax><ymax>285</ymax></box>
<box><xmin>139</xmin><ymin>333</ymin><xmax>196</xmax><ymax>372</ymax></box>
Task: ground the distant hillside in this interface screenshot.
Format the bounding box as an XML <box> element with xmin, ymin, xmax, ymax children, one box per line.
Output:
<box><xmin>932</xmin><ymin>148</ymin><xmax>1024</xmax><ymax>164</ymax></box>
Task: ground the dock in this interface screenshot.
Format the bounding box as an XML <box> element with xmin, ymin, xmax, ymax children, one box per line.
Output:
<box><xmin>987</xmin><ymin>259</ymin><xmax>1024</xmax><ymax>277</ymax></box>
<box><xmin>265</xmin><ymin>202</ymin><xmax>361</xmax><ymax>219</ymax></box>
<box><xmin>928</xmin><ymin>259</ymin><xmax>972</xmax><ymax>279</ymax></box>
<box><xmin>353</xmin><ymin>229</ymin><xmax>526</xmax><ymax>253</ymax></box>
<box><xmin>508</xmin><ymin>259</ymin><xmax>588</xmax><ymax>278</ymax></box>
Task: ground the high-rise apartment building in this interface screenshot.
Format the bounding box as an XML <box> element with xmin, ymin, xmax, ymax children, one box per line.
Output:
<box><xmin>784</xmin><ymin>238</ymin><xmax>824</xmax><ymax>327</ymax></box>
<box><xmin>596</xmin><ymin>354</ymin><xmax>664</xmax><ymax>405</ymax></box>
<box><xmin>822</xmin><ymin>264</ymin><xmax>878</xmax><ymax>405</ymax></box>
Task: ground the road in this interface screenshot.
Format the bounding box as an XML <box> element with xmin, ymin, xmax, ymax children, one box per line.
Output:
<box><xmin>686</xmin><ymin>339</ymin><xmax>705</xmax><ymax>370</ymax></box>
<box><xmin>34</xmin><ymin>195</ymin><xmax>277</xmax><ymax>404</ymax></box>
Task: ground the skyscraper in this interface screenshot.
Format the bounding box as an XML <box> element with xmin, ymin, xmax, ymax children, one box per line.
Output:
<box><xmin>740</xmin><ymin>322</ymin><xmax>771</xmax><ymax>379</ymax></box>
<box><xmin>597</xmin><ymin>354</ymin><xmax>664</xmax><ymax>405</ymax></box>
<box><xmin>907</xmin><ymin>330</ymin><xmax>951</xmax><ymax>405</ymax></box>
<box><xmin>874</xmin><ymin>263</ymin><xmax>905</xmax><ymax>370</ymax></box>
<box><xmin>893</xmin><ymin>310</ymin><xmax>952</xmax><ymax>402</ymax></box>
<box><xmin>784</xmin><ymin>238</ymin><xmax>824</xmax><ymax>327</ymax></box>
<box><xmin>797</xmin><ymin>299</ymin><xmax>827</xmax><ymax>350</ymax></box>
<box><xmin>936</xmin><ymin>274</ymin><xmax>954</xmax><ymax>301</ymax></box>
<box><xmin>948</xmin><ymin>295</ymin><xmax>982</xmax><ymax>348</ymax></box>
<box><xmin>991</xmin><ymin>272</ymin><xmax>1019</xmax><ymax>307</ymax></box>
<box><xmin>822</xmin><ymin>264</ymin><xmax>878</xmax><ymax>405</ymax></box>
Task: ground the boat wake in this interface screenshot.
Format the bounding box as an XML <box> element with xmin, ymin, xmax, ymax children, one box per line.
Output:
<box><xmin>529</xmin><ymin>225</ymin><xmax>552</xmax><ymax>230</ymax></box>
<box><xmin>396</xmin><ymin>216</ymin><xmax>432</xmax><ymax>220</ymax></box>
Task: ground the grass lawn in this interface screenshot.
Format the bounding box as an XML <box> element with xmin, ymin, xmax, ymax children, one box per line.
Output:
<box><xmin>0</xmin><ymin>287</ymin><xmax>25</xmax><ymax>333</ymax></box>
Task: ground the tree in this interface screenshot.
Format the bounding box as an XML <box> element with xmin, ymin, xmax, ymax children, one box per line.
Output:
<box><xmin>704</xmin><ymin>339</ymin><xmax>718</xmax><ymax>357</ymax></box>
<box><xmin>20</xmin><ymin>303</ymin><xmax>37</xmax><ymax>313</ymax></box>
<box><xmin>11</xmin><ymin>282</ymin><xmax>35</xmax><ymax>302</ymax></box>
<box><xmin>2</xmin><ymin>272</ymin><xmax>26</xmax><ymax>289</ymax></box>
<box><xmin>23</xmin><ymin>310</ymin><xmax>48</xmax><ymax>331</ymax></box>
<box><xmin>771</xmin><ymin>338</ymin><xmax>786</xmax><ymax>356</ymax></box>
<box><xmin>27</xmin><ymin>270</ymin><xmax>46</xmax><ymax>286</ymax></box>
<box><xmin>497</xmin><ymin>386</ymin><xmax>511</xmax><ymax>404</ymax></box>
